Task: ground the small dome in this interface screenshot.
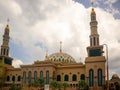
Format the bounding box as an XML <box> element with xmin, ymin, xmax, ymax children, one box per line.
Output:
<box><xmin>112</xmin><ymin>74</ymin><xmax>119</xmax><ymax>79</ymax></box>
<box><xmin>48</xmin><ymin>52</ymin><xmax>75</xmax><ymax>63</ymax></box>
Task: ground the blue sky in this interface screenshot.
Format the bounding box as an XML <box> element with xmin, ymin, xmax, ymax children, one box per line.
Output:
<box><xmin>0</xmin><ymin>0</ymin><xmax>120</xmax><ymax>78</ymax></box>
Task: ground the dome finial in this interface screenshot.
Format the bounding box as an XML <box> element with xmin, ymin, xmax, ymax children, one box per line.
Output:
<box><xmin>60</xmin><ymin>41</ymin><xmax>62</xmax><ymax>53</ymax></box>
<box><xmin>45</xmin><ymin>50</ymin><xmax>49</xmax><ymax>60</ymax></box>
<box><xmin>91</xmin><ymin>0</ymin><xmax>94</xmax><ymax>8</ymax></box>
<box><xmin>5</xmin><ymin>18</ymin><xmax>10</xmax><ymax>30</ymax></box>
<box><xmin>91</xmin><ymin>0</ymin><xmax>96</xmax><ymax>14</ymax></box>
<box><xmin>7</xmin><ymin>18</ymin><xmax>10</xmax><ymax>24</ymax></box>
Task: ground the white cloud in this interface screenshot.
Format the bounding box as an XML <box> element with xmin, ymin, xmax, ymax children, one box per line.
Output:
<box><xmin>12</xmin><ymin>59</ymin><xmax>23</xmax><ymax>68</ymax></box>
<box><xmin>0</xmin><ymin>0</ymin><xmax>120</xmax><ymax>77</ymax></box>
<box><xmin>0</xmin><ymin>0</ymin><xmax>22</xmax><ymax>16</ymax></box>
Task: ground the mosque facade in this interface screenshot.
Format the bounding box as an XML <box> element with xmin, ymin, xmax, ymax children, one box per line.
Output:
<box><xmin>0</xmin><ymin>7</ymin><xmax>106</xmax><ymax>90</ymax></box>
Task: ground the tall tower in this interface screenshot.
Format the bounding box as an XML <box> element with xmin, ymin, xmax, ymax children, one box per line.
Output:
<box><xmin>85</xmin><ymin>3</ymin><xmax>106</xmax><ymax>90</ymax></box>
<box><xmin>0</xmin><ymin>21</ymin><xmax>13</xmax><ymax>66</ymax></box>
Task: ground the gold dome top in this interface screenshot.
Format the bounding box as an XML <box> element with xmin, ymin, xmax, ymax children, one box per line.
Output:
<box><xmin>5</xmin><ymin>25</ymin><xmax>10</xmax><ymax>30</ymax></box>
<box><xmin>112</xmin><ymin>74</ymin><xmax>119</xmax><ymax>79</ymax></box>
<box><xmin>91</xmin><ymin>8</ymin><xmax>95</xmax><ymax>14</ymax></box>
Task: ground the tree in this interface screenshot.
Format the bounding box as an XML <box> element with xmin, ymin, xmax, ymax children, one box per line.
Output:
<box><xmin>78</xmin><ymin>80</ymin><xmax>88</xmax><ymax>90</ymax></box>
<box><xmin>33</xmin><ymin>78</ymin><xmax>45</xmax><ymax>89</ymax></box>
<box><xmin>51</xmin><ymin>80</ymin><xmax>61</xmax><ymax>90</ymax></box>
<box><xmin>0</xmin><ymin>61</ymin><xmax>4</xmax><ymax>90</ymax></box>
<box><xmin>9</xmin><ymin>84</ymin><xmax>22</xmax><ymax>90</ymax></box>
<box><xmin>62</xmin><ymin>82</ymin><xmax>69</xmax><ymax>90</ymax></box>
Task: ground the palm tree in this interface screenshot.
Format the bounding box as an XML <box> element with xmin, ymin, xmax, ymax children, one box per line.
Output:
<box><xmin>62</xmin><ymin>82</ymin><xmax>69</xmax><ymax>90</ymax></box>
<box><xmin>78</xmin><ymin>80</ymin><xmax>88</xmax><ymax>90</ymax></box>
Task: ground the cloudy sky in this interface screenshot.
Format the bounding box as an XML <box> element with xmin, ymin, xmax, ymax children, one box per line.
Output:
<box><xmin>0</xmin><ymin>0</ymin><xmax>120</xmax><ymax>78</ymax></box>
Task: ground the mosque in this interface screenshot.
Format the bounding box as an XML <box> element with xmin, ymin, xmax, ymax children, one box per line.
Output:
<box><xmin>0</xmin><ymin>6</ymin><xmax>108</xmax><ymax>90</ymax></box>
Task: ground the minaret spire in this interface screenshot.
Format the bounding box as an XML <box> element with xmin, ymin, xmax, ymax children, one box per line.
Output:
<box><xmin>60</xmin><ymin>41</ymin><xmax>62</xmax><ymax>53</ymax></box>
<box><xmin>45</xmin><ymin>50</ymin><xmax>49</xmax><ymax>60</ymax></box>
<box><xmin>0</xmin><ymin>19</ymin><xmax>13</xmax><ymax>66</ymax></box>
<box><xmin>89</xmin><ymin>0</ymin><xmax>99</xmax><ymax>47</ymax></box>
<box><xmin>0</xmin><ymin>19</ymin><xmax>10</xmax><ymax>56</ymax></box>
<box><xmin>86</xmin><ymin>0</ymin><xmax>103</xmax><ymax>57</ymax></box>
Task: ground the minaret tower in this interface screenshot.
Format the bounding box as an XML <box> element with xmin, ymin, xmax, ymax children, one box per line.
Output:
<box><xmin>85</xmin><ymin>1</ymin><xmax>106</xmax><ymax>90</ymax></box>
<box><xmin>0</xmin><ymin>19</ymin><xmax>13</xmax><ymax>66</ymax></box>
<box><xmin>87</xmin><ymin>1</ymin><xmax>103</xmax><ymax>57</ymax></box>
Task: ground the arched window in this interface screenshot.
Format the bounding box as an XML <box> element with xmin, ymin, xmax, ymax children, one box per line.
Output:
<box><xmin>34</xmin><ymin>71</ymin><xmax>37</xmax><ymax>82</ymax></box>
<box><xmin>4</xmin><ymin>48</ymin><xmax>6</xmax><ymax>55</ymax></box>
<box><xmin>90</xmin><ymin>38</ymin><xmax>92</xmax><ymax>46</ymax></box>
<box><xmin>97</xmin><ymin>38</ymin><xmax>99</xmax><ymax>45</ymax></box>
<box><xmin>6</xmin><ymin>76</ymin><xmax>10</xmax><ymax>81</ymax></box>
<box><xmin>57</xmin><ymin>75</ymin><xmax>61</xmax><ymax>81</ymax></box>
<box><xmin>72</xmin><ymin>74</ymin><xmax>77</xmax><ymax>81</ymax></box>
<box><xmin>18</xmin><ymin>76</ymin><xmax>21</xmax><ymax>81</ymax></box>
<box><xmin>23</xmin><ymin>71</ymin><xmax>26</xmax><ymax>84</ymax></box>
<box><xmin>12</xmin><ymin>76</ymin><xmax>15</xmax><ymax>82</ymax></box>
<box><xmin>98</xmin><ymin>69</ymin><xmax>102</xmax><ymax>86</ymax></box>
<box><xmin>28</xmin><ymin>71</ymin><xmax>32</xmax><ymax>84</ymax></box>
<box><xmin>81</xmin><ymin>74</ymin><xmax>85</xmax><ymax>80</ymax></box>
<box><xmin>46</xmin><ymin>71</ymin><xmax>49</xmax><ymax>84</ymax></box>
<box><xmin>64</xmin><ymin>74</ymin><xmax>69</xmax><ymax>81</ymax></box>
<box><xmin>40</xmin><ymin>71</ymin><xmax>43</xmax><ymax>78</ymax></box>
<box><xmin>89</xmin><ymin>69</ymin><xmax>94</xmax><ymax>87</ymax></box>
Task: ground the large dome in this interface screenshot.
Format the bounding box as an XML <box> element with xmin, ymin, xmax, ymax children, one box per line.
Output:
<box><xmin>48</xmin><ymin>52</ymin><xmax>76</xmax><ymax>63</ymax></box>
<box><xmin>112</xmin><ymin>74</ymin><xmax>119</xmax><ymax>79</ymax></box>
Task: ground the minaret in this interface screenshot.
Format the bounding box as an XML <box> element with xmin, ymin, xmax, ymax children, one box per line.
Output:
<box><xmin>87</xmin><ymin>3</ymin><xmax>103</xmax><ymax>57</ymax></box>
<box><xmin>85</xmin><ymin>1</ymin><xmax>106</xmax><ymax>89</ymax></box>
<box><xmin>60</xmin><ymin>41</ymin><xmax>62</xmax><ymax>53</ymax></box>
<box><xmin>0</xmin><ymin>19</ymin><xmax>13</xmax><ymax>66</ymax></box>
<box><xmin>1</xmin><ymin>21</ymin><xmax>10</xmax><ymax>56</ymax></box>
<box><xmin>90</xmin><ymin>7</ymin><xmax>99</xmax><ymax>46</ymax></box>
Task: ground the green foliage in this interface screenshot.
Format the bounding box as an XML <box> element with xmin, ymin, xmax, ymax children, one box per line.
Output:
<box><xmin>78</xmin><ymin>80</ymin><xmax>88</xmax><ymax>90</ymax></box>
<box><xmin>9</xmin><ymin>84</ymin><xmax>22</xmax><ymax>90</ymax></box>
<box><xmin>62</xmin><ymin>82</ymin><xmax>69</xmax><ymax>90</ymax></box>
<box><xmin>51</xmin><ymin>80</ymin><xmax>61</xmax><ymax>90</ymax></box>
<box><xmin>33</xmin><ymin>78</ymin><xmax>45</xmax><ymax>88</ymax></box>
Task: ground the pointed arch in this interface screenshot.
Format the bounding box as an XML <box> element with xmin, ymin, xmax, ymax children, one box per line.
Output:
<box><xmin>46</xmin><ymin>71</ymin><xmax>49</xmax><ymax>84</ymax></box>
<box><xmin>6</xmin><ymin>76</ymin><xmax>10</xmax><ymax>81</ymax></box>
<box><xmin>81</xmin><ymin>74</ymin><xmax>85</xmax><ymax>80</ymax></box>
<box><xmin>28</xmin><ymin>71</ymin><xmax>32</xmax><ymax>84</ymax></box>
<box><xmin>34</xmin><ymin>71</ymin><xmax>37</xmax><ymax>82</ymax></box>
<box><xmin>98</xmin><ymin>68</ymin><xmax>102</xmax><ymax>86</ymax></box>
<box><xmin>64</xmin><ymin>74</ymin><xmax>69</xmax><ymax>81</ymax></box>
<box><xmin>40</xmin><ymin>71</ymin><xmax>43</xmax><ymax>78</ymax></box>
<box><xmin>23</xmin><ymin>71</ymin><xmax>26</xmax><ymax>84</ymax></box>
<box><xmin>89</xmin><ymin>69</ymin><xmax>94</xmax><ymax>87</ymax></box>
<box><xmin>18</xmin><ymin>76</ymin><xmax>21</xmax><ymax>81</ymax></box>
<box><xmin>57</xmin><ymin>75</ymin><xmax>61</xmax><ymax>81</ymax></box>
<box><xmin>72</xmin><ymin>74</ymin><xmax>77</xmax><ymax>81</ymax></box>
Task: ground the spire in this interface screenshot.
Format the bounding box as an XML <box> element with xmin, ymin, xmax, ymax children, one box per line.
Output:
<box><xmin>0</xmin><ymin>19</ymin><xmax>10</xmax><ymax>56</ymax></box>
<box><xmin>89</xmin><ymin>0</ymin><xmax>99</xmax><ymax>47</ymax></box>
<box><xmin>45</xmin><ymin>50</ymin><xmax>49</xmax><ymax>60</ymax></box>
<box><xmin>91</xmin><ymin>0</ymin><xmax>96</xmax><ymax>15</ymax></box>
<box><xmin>5</xmin><ymin>19</ymin><xmax>10</xmax><ymax>30</ymax></box>
<box><xmin>60</xmin><ymin>41</ymin><xmax>62</xmax><ymax>53</ymax></box>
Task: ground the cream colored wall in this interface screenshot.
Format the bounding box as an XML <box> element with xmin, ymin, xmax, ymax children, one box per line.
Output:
<box><xmin>56</xmin><ymin>66</ymin><xmax>85</xmax><ymax>82</ymax></box>
<box><xmin>5</xmin><ymin>68</ymin><xmax>21</xmax><ymax>83</ymax></box>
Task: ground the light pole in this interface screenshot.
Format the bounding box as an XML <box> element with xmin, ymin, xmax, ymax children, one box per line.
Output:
<box><xmin>102</xmin><ymin>44</ymin><xmax>109</xmax><ymax>90</ymax></box>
